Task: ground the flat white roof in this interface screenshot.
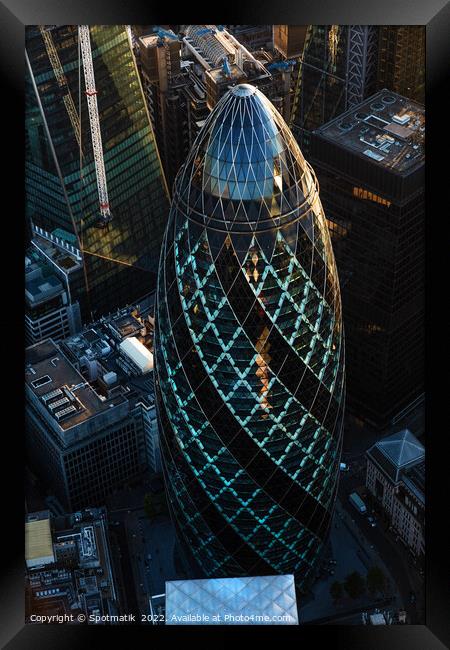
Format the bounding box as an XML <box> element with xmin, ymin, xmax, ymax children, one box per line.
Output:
<box><xmin>25</xmin><ymin>515</ymin><xmax>55</xmax><ymax>568</ymax></box>
<box><xmin>119</xmin><ymin>337</ymin><xmax>153</xmax><ymax>373</ymax></box>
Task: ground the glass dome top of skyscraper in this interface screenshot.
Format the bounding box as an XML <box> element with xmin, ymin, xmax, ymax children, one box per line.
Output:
<box><xmin>175</xmin><ymin>84</ymin><xmax>317</xmax><ymax>233</ymax></box>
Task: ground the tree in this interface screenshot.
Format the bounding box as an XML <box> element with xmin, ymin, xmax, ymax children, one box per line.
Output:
<box><xmin>366</xmin><ymin>565</ymin><xmax>386</xmax><ymax>595</ymax></box>
<box><xmin>330</xmin><ymin>580</ymin><xmax>343</xmax><ymax>603</ymax></box>
<box><xmin>144</xmin><ymin>493</ymin><xmax>157</xmax><ymax>519</ymax></box>
<box><xmin>144</xmin><ymin>492</ymin><xmax>168</xmax><ymax>519</ymax></box>
<box><xmin>344</xmin><ymin>571</ymin><xmax>366</xmax><ymax>599</ymax></box>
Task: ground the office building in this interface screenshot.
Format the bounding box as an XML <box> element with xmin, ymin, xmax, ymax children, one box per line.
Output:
<box><xmin>25</xmin><ymin>302</ymin><xmax>161</xmax><ymax>510</ymax></box>
<box><xmin>377</xmin><ymin>27</ymin><xmax>425</xmax><ymax>103</ymax></box>
<box><xmin>137</xmin><ymin>29</ymin><xmax>185</xmax><ymax>192</ymax></box>
<box><xmin>273</xmin><ymin>25</ymin><xmax>308</xmax><ymax>59</ymax></box>
<box><xmin>29</xmin><ymin>225</ymin><xmax>90</xmax><ymax>320</ymax></box>
<box><xmin>182</xmin><ymin>26</ymin><xmax>273</xmax><ymax>110</ymax></box>
<box><xmin>225</xmin><ymin>26</ymin><xmax>274</xmax><ymax>51</ymax></box>
<box><xmin>137</xmin><ymin>26</ymin><xmax>279</xmax><ymax>188</ymax></box>
<box><xmin>25</xmin><ymin>508</ymin><xmax>119</xmax><ymax>621</ymax></box>
<box><xmin>290</xmin><ymin>25</ymin><xmax>425</xmax><ymax>156</ymax></box>
<box><xmin>290</xmin><ymin>26</ymin><xmax>379</xmax><ymax>155</ymax></box>
<box><xmin>62</xmin><ymin>305</ymin><xmax>162</xmax><ymax>474</ymax></box>
<box><xmin>165</xmin><ymin>575</ymin><xmax>299</xmax><ymax>625</ymax></box>
<box><xmin>26</xmin><ymin>249</ymin><xmax>82</xmax><ymax>346</ymax></box>
<box><xmin>310</xmin><ymin>90</ymin><xmax>424</xmax><ymax>426</ymax></box>
<box><xmin>155</xmin><ymin>84</ymin><xmax>345</xmax><ymax>590</ymax></box>
<box><xmin>25</xmin><ymin>25</ymin><xmax>170</xmax><ymax>322</ymax></box>
<box><xmin>366</xmin><ymin>430</ymin><xmax>425</xmax><ymax>560</ymax></box>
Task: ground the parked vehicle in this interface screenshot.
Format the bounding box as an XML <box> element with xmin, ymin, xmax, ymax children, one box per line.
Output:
<box><xmin>349</xmin><ymin>492</ymin><xmax>367</xmax><ymax>514</ymax></box>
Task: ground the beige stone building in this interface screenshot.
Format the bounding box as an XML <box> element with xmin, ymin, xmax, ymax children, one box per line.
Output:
<box><xmin>366</xmin><ymin>429</ymin><xmax>424</xmax><ymax>559</ymax></box>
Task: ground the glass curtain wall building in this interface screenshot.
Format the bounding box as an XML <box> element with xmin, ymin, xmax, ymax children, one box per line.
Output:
<box><xmin>291</xmin><ymin>26</ymin><xmax>379</xmax><ymax>156</ymax></box>
<box><xmin>377</xmin><ymin>27</ymin><xmax>425</xmax><ymax>104</ymax></box>
<box><xmin>310</xmin><ymin>90</ymin><xmax>424</xmax><ymax>427</ymax></box>
<box><xmin>155</xmin><ymin>84</ymin><xmax>345</xmax><ymax>589</ymax></box>
<box><xmin>25</xmin><ymin>25</ymin><xmax>170</xmax><ymax>321</ymax></box>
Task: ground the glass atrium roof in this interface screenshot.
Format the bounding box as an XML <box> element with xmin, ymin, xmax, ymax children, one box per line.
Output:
<box><xmin>175</xmin><ymin>84</ymin><xmax>317</xmax><ymax>234</ymax></box>
<box><xmin>165</xmin><ymin>575</ymin><xmax>299</xmax><ymax>625</ymax></box>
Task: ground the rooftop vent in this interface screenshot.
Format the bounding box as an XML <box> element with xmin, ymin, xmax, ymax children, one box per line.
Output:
<box><xmin>54</xmin><ymin>405</ymin><xmax>77</xmax><ymax>421</ymax></box>
<box><xmin>392</xmin><ymin>113</ymin><xmax>410</xmax><ymax>125</ymax></box>
<box><xmin>370</xmin><ymin>102</ymin><xmax>384</xmax><ymax>111</ymax></box>
<box><xmin>355</xmin><ymin>112</ymin><xmax>368</xmax><ymax>120</ymax></box>
<box><xmin>363</xmin><ymin>149</ymin><xmax>385</xmax><ymax>162</ymax></box>
<box><xmin>338</xmin><ymin>121</ymin><xmax>354</xmax><ymax>131</ymax></box>
<box><xmin>382</xmin><ymin>95</ymin><xmax>396</xmax><ymax>104</ymax></box>
<box><xmin>42</xmin><ymin>388</ymin><xmax>63</xmax><ymax>403</ymax></box>
<box><xmin>32</xmin><ymin>375</ymin><xmax>52</xmax><ymax>389</ymax></box>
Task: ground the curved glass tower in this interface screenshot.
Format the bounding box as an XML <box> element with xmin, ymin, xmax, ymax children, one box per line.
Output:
<box><xmin>155</xmin><ymin>84</ymin><xmax>345</xmax><ymax>588</ymax></box>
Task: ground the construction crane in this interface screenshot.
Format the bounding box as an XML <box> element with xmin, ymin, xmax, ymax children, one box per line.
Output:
<box><xmin>39</xmin><ymin>26</ymin><xmax>82</xmax><ymax>150</ymax></box>
<box><xmin>289</xmin><ymin>26</ymin><xmax>312</xmax><ymax>130</ymax></box>
<box><xmin>222</xmin><ymin>56</ymin><xmax>232</xmax><ymax>78</ymax></box>
<box><xmin>156</xmin><ymin>27</ymin><xmax>179</xmax><ymax>46</ymax></box>
<box><xmin>78</xmin><ymin>25</ymin><xmax>112</xmax><ymax>227</ymax></box>
<box><xmin>267</xmin><ymin>59</ymin><xmax>296</xmax><ymax>72</ymax></box>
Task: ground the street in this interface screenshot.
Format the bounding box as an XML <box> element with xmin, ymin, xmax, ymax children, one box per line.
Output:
<box><xmin>106</xmin><ymin>482</ymin><xmax>180</xmax><ymax>618</ymax></box>
<box><xmin>338</xmin><ymin>457</ymin><xmax>425</xmax><ymax>623</ymax></box>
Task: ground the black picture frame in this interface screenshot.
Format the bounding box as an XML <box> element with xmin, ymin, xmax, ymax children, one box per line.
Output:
<box><xmin>0</xmin><ymin>1</ymin><xmax>447</xmax><ymax>647</ymax></box>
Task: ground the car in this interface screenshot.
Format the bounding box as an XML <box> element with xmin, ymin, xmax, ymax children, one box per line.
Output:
<box><xmin>339</xmin><ymin>463</ymin><xmax>350</xmax><ymax>472</ymax></box>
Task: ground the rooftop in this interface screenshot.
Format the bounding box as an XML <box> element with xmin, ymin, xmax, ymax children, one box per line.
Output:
<box><xmin>25</xmin><ymin>257</ymin><xmax>65</xmax><ymax>307</ymax></box>
<box><xmin>31</xmin><ymin>230</ymin><xmax>83</xmax><ymax>273</ymax></box>
<box><xmin>26</xmin><ymin>508</ymin><xmax>117</xmax><ymax>620</ymax></box>
<box><xmin>119</xmin><ymin>336</ymin><xmax>154</xmax><ymax>374</ymax></box>
<box><xmin>184</xmin><ymin>25</ymin><xmax>238</xmax><ymax>68</ymax></box>
<box><xmin>25</xmin><ymin>339</ymin><xmax>127</xmax><ymax>432</ymax></box>
<box><xmin>402</xmin><ymin>460</ymin><xmax>425</xmax><ymax>505</ymax></box>
<box><xmin>367</xmin><ymin>429</ymin><xmax>425</xmax><ymax>483</ymax></box>
<box><xmin>165</xmin><ymin>575</ymin><xmax>298</xmax><ymax>625</ymax></box>
<box><xmin>315</xmin><ymin>89</ymin><xmax>425</xmax><ymax>175</ymax></box>
<box><xmin>207</xmin><ymin>63</ymin><xmax>245</xmax><ymax>85</ymax></box>
<box><xmin>108</xmin><ymin>312</ymin><xmax>143</xmax><ymax>339</ymax></box>
<box><xmin>183</xmin><ymin>25</ymin><xmax>269</xmax><ymax>80</ymax></box>
<box><xmin>25</xmin><ymin>511</ymin><xmax>55</xmax><ymax>568</ymax></box>
<box><xmin>61</xmin><ymin>305</ymin><xmax>156</xmax><ymax>403</ymax></box>
<box><xmin>377</xmin><ymin>429</ymin><xmax>424</xmax><ymax>468</ymax></box>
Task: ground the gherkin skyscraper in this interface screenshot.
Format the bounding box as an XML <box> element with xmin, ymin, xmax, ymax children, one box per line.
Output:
<box><xmin>155</xmin><ymin>84</ymin><xmax>345</xmax><ymax>589</ymax></box>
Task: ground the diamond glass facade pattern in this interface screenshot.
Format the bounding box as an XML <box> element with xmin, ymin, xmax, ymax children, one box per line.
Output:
<box><xmin>155</xmin><ymin>84</ymin><xmax>345</xmax><ymax>589</ymax></box>
<box><xmin>165</xmin><ymin>575</ymin><xmax>299</xmax><ymax>625</ymax></box>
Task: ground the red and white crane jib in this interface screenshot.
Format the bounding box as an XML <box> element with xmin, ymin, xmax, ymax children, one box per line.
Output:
<box><xmin>78</xmin><ymin>25</ymin><xmax>112</xmax><ymax>224</ymax></box>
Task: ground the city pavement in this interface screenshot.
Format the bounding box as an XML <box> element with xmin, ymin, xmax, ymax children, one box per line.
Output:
<box><xmin>337</xmin><ymin>460</ymin><xmax>425</xmax><ymax>623</ymax></box>
<box><xmin>106</xmin><ymin>481</ymin><xmax>180</xmax><ymax>619</ymax></box>
<box><xmin>298</xmin><ymin>494</ymin><xmax>400</xmax><ymax>623</ymax></box>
